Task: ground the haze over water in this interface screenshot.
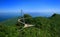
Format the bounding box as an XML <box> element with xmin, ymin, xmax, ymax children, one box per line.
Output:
<box><xmin>0</xmin><ymin>0</ymin><xmax>60</xmax><ymax>21</ymax></box>
<box><xmin>0</xmin><ymin>12</ymin><xmax>53</xmax><ymax>22</ymax></box>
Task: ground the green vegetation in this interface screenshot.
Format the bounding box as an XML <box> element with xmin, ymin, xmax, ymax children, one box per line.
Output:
<box><xmin>0</xmin><ymin>13</ymin><xmax>60</xmax><ymax>37</ymax></box>
<box><xmin>0</xmin><ymin>24</ymin><xmax>19</xmax><ymax>37</ymax></box>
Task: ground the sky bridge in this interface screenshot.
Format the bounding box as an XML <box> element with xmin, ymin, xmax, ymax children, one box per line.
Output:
<box><xmin>18</xmin><ymin>10</ymin><xmax>34</xmax><ymax>28</ymax></box>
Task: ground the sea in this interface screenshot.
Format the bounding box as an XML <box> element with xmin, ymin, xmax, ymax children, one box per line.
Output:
<box><xmin>0</xmin><ymin>12</ymin><xmax>53</xmax><ymax>22</ymax></box>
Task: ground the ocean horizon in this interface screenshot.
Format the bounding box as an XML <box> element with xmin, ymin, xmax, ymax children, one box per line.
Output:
<box><xmin>0</xmin><ymin>12</ymin><xmax>53</xmax><ymax>22</ymax></box>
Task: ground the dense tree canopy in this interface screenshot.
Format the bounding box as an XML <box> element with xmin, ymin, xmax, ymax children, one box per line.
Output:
<box><xmin>0</xmin><ymin>14</ymin><xmax>60</xmax><ymax>37</ymax></box>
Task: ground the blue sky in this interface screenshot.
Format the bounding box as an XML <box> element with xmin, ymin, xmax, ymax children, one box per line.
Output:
<box><xmin>0</xmin><ymin>0</ymin><xmax>60</xmax><ymax>13</ymax></box>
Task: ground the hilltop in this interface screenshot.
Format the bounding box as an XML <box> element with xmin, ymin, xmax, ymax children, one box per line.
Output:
<box><xmin>0</xmin><ymin>13</ymin><xmax>60</xmax><ymax>37</ymax></box>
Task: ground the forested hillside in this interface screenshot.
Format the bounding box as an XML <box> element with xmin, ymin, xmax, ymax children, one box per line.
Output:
<box><xmin>0</xmin><ymin>14</ymin><xmax>60</xmax><ymax>37</ymax></box>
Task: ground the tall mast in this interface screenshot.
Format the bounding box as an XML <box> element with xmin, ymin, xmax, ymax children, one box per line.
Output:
<box><xmin>21</xmin><ymin>9</ymin><xmax>23</xmax><ymax>18</ymax></box>
<box><xmin>21</xmin><ymin>9</ymin><xmax>25</xmax><ymax>24</ymax></box>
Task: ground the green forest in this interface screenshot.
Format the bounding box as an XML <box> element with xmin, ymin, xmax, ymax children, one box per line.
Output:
<box><xmin>0</xmin><ymin>13</ymin><xmax>60</xmax><ymax>37</ymax></box>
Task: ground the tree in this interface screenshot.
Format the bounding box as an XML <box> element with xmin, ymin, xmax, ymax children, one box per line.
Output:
<box><xmin>0</xmin><ymin>25</ymin><xmax>19</xmax><ymax>37</ymax></box>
